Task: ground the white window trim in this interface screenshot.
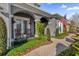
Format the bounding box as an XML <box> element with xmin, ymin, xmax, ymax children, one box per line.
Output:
<box><xmin>14</xmin><ymin>16</ymin><xmax>29</xmax><ymax>21</ymax></box>
<box><xmin>13</xmin><ymin>16</ymin><xmax>30</xmax><ymax>39</ymax></box>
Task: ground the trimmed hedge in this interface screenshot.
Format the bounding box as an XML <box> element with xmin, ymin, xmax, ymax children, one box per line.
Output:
<box><xmin>0</xmin><ymin>17</ymin><xmax>7</xmax><ymax>55</ymax></box>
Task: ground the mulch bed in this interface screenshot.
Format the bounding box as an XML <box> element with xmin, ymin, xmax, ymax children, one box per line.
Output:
<box><xmin>19</xmin><ymin>40</ymin><xmax>53</xmax><ymax>56</ymax></box>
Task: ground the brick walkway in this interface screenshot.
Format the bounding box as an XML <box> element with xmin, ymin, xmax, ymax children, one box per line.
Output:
<box><xmin>24</xmin><ymin>34</ymin><xmax>75</xmax><ymax>56</ymax></box>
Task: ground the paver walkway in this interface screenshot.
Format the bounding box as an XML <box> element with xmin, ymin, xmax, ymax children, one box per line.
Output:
<box><xmin>24</xmin><ymin>34</ymin><xmax>75</xmax><ymax>56</ymax></box>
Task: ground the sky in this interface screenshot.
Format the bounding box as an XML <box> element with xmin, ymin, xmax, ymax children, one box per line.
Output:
<box><xmin>40</xmin><ymin>3</ymin><xmax>79</xmax><ymax>19</ymax></box>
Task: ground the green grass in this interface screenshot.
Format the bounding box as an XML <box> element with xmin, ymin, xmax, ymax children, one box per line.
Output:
<box><xmin>6</xmin><ymin>36</ymin><xmax>48</xmax><ymax>56</ymax></box>
<box><xmin>53</xmin><ymin>33</ymin><xmax>68</xmax><ymax>39</ymax></box>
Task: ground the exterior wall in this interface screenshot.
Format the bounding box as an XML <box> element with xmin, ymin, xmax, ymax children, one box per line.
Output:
<box><xmin>0</xmin><ymin>3</ymin><xmax>9</xmax><ymax>13</ymax></box>
<box><xmin>60</xmin><ymin>22</ymin><xmax>63</xmax><ymax>33</ymax></box>
<box><xmin>0</xmin><ymin>3</ymin><xmax>52</xmax><ymax>49</ymax></box>
<box><xmin>47</xmin><ymin>18</ymin><xmax>57</xmax><ymax>36</ymax></box>
<box><xmin>57</xmin><ymin>20</ymin><xmax>64</xmax><ymax>34</ymax></box>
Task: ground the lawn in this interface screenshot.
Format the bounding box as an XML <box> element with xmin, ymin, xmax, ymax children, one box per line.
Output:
<box><xmin>6</xmin><ymin>36</ymin><xmax>52</xmax><ymax>56</ymax></box>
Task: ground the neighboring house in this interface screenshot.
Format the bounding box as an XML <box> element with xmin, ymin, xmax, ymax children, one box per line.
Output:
<box><xmin>59</xmin><ymin>17</ymin><xmax>68</xmax><ymax>33</ymax></box>
<box><xmin>56</xmin><ymin>19</ymin><xmax>64</xmax><ymax>34</ymax></box>
<box><xmin>48</xmin><ymin>15</ymin><xmax>68</xmax><ymax>36</ymax></box>
<box><xmin>0</xmin><ymin>3</ymin><xmax>52</xmax><ymax>49</ymax></box>
<box><xmin>46</xmin><ymin>18</ymin><xmax>57</xmax><ymax>36</ymax></box>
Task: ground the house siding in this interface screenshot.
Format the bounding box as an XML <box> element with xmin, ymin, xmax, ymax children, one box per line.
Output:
<box><xmin>0</xmin><ymin>3</ymin><xmax>53</xmax><ymax>49</ymax></box>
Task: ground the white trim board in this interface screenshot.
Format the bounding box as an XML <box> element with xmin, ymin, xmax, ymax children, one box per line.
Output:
<box><xmin>14</xmin><ymin>16</ymin><xmax>30</xmax><ymax>21</ymax></box>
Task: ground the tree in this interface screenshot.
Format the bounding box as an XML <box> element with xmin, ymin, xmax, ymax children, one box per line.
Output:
<box><xmin>69</xmin><ymin>20</ymin><xmax>76</xmax><ymax>33</ymax></box>
<box><xmin>70</xmin><ymin>13</ymin><xmax>79</xmax><ymax>32</ymax></box>
<box><xmin>52</xmin><ymin>14</ymin><xmax>62</xmax><ymax>20</ymax></box>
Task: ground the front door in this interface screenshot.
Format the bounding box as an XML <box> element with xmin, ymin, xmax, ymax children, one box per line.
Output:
<box><xmin>13</xmin><ymin>16</ymin><xmax>29</xmax><ymax>40</ymax></box>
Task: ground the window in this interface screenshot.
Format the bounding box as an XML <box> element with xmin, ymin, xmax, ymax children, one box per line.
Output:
<box><xmin>15</xmin><ymin>20</ymin><xmax>22</xmax><ymax>39</ymax></box>
<box><xmin>23</xmin><ymin>21</ymin><xmax>27</xmax><ymax>34</ymax></box>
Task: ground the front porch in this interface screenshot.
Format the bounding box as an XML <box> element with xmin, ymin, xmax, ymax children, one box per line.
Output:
<box><xmin>9</xmin><ymin>4</ymin><xmax>51</xmax><ymax>48</ymax></box>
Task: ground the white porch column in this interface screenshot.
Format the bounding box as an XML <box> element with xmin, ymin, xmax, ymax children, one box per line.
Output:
<box><xmin>34</xmin><ymin>15</ymin><xmax>41</xmax><ymax>37</ymax></box>
<box><xmin>7</xmin><ymin>4</ymin><xmax>12</xmax><ymax>49</ymax></box>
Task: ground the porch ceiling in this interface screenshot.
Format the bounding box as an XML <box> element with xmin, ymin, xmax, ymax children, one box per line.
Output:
<box><xmin>11</xmin><ymin>3</ymin><xmax>52</xmax><ymax>18</ymax></box>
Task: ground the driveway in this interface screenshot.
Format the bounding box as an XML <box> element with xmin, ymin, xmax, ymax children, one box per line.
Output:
<box><xmin>24</xmin><ymin>34</ymin><xmax>75</xmax><ymax>56</ymax></box>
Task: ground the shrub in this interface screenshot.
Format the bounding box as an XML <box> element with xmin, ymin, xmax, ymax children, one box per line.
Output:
<box><xmin>36</xmin><ymin>21</ymin><xmax>45</xmax><ymax>37</ymax></box>
<box><xmin>58</xmin><ymin>46</ymin><xmax>77</xmax><ymax>56</ymax></box>
<box><xmin>54</xmin><ymin>33</ymin><xmax>68</xmax><ymax>39</ymax></box>
<box><xmin>71</xmin><ymin>34</ymin><xmax>79</xmax><ymax>41</ymax></box>
<box><xmin>68</xmin><ymin>20</ymin><xmax>76</xmax><ymax>33</ymax></box>
<box><xmin>75</xmin><ymin>52</ymin><xmax>79</xmax><ymax>56</ymax></box>
<box><xmin>55</xmin><ymin>28</ymin><xmax>59</xmax><ymax>36</ymax></box>
<box><xmin>58</xmin><ymin>42</ymin><xmax>79</xmax><ymax>56</ymax></box>
<box><xmin>0</xmin><ymin>17</ymin><xmax>7</xmax><ymax>55</ymax></box>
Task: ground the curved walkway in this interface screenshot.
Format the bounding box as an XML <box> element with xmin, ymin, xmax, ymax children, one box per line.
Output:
<box><xmin>24</xmin><ymin>34</ymin><xmax>75</xmax><ymax>56</ymax></box>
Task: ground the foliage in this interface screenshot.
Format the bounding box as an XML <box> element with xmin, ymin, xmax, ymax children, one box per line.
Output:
<box><xmin>6</xmin><ymin>36</ymin><xmax>48</xmax><ymax>56</ymax></box>
<box><xmin>71</xmin><ymin>34</ymin><xmax>79</xmax><ymax>41</ymax></box>
<box><xmin>55</xmin><ymin>28</ymin><xmax>59</xmax><ymax>36</ymax></box>
<box><xmin>52</xmin><ymin>14</ymin><xmax>62</xmax><ymax>20</ymax></box>
<box><xmin>36</xmin><ymin>21</ymin><xmax>45</xmax><ymax>37</ymax></box>
<box><xmin>54</xmin><ymin>33</ymin><xmax>68</xmax><ymax>39</ymax></box>
<box><xmin>75</xmin><ymin>52</ymin><xmax>79</xmax><ymax>56</ymax></box>
<box><xmin>76</xmin><ymin>27</ymin><xmax>79</xmax><ymax>32</ymax></box>
<box><xmin>46</xmin><ymin>28</ymin><xmax>51</xmax><ymax>41</ymax></box>
<box><xmin>58</xmin><ymin>41</ymin><xmax>79</xmax><ymax>56</ymax></box>
<box><xmin>0</xmin><ymin>17</ymin><xmax>7</xmax><ymax>55</ymax></box>
<box><xmin>69</xmin><ymin>20</ymin><xmax>76</xmax><ymax>33</ymax></box>
<box><xmin>58</xmin><ymin>46</ymin><xmax>77</xmax><ymax>56</ymax></box>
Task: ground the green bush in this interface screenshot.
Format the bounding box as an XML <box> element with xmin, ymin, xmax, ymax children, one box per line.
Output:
<box><xmin>0</xmin><ymin>17</ymin><xmax>7</xmax><ymax>55</ymax></box>
<box><xmin>36</xmin><ymin>21</ymin><xmax>45</xmax><ymax>37</ymax></box>
<box><xmin>68</xmin><ymin>20</ymin><xmax>76</xmax><ymax>33</ymax></box>
<box><xmin>58</xmin><ymin>42</ymin><xmax>79</xmax><ymax>56</ymax></box>
<box><xmin>71</xmin><ymin>34</ymin><xmax>79</xmax><ymax>41</ymax></box>
<box><xmin>75</xmin><ymin>52</ymin><xmax>79</xmax><ymax>56</ymax></box>
<box><xmin>6</xmin><ymin>36</ymin><xmax>48</xmax><ymax>56</ymax></box>
<box><xmin>54</xmin><ymin>33</ymin><xmax>68</xmax><ymax>39</ymax></box>
<box><xmin>58</xmin><ymin>47</ymin><xmax>77</xmax><ymax>56</ymax></box>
